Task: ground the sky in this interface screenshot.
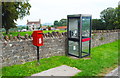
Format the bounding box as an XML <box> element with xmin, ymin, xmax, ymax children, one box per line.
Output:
<box><xmin>16</xmin><ymin>0</ymin><xmax>120</xmax><ymax>25</ymax></box>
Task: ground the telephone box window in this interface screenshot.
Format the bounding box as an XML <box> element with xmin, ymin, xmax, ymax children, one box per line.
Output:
<box><xmin>82</xmin><ymin>17</ymin><xmax>91</xmax><ymax>37</ymax></box>
<box><xmin>69</xmin><ymin>18</ymin><xmax>78</xmax><ymax>39</ymax></box>
<box><xmin>68</xmin><ymin>41</ymin><xmax>79</xmax><ymax>56</ymax></box>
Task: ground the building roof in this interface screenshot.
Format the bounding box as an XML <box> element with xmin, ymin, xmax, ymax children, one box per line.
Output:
<box><xmin>41</xmin><ymin>26</ymin><xmax>48</xmax><ymax>29</ymax></box>
<box><xmin>56</xmin><ymin>26</ymin><xmax>67</xmax><ymax>29</ymax></box>
<box><xmin>27</xmin><ymin>21</ymin><xmax>40</xmax><ymax>25</ymax></box>
<box><xmin>27</xmin><ymin>19</ymin><xmax>41</xmax><ymax>25</ymax></box>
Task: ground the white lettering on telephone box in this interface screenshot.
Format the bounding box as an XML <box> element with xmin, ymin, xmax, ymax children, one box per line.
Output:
<box><xmin>39</xmin><ymin>38</ymin><xmax>42</xmax><ymax>44</ymax></box>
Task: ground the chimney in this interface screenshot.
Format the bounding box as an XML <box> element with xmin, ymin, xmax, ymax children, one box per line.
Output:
<box><xmin>39</xmin><ymin>19</ymin><xmax>41</xmax><ymax>25</ymax></box>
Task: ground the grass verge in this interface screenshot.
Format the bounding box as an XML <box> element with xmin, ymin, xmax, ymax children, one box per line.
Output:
<box><xmin>97</xmin><ymin>64</ymin><xmax>118</xmax><ymax>76</ymax></box>
<box><xmin>2</xmin><ymin>40</ymin><xmax>119</xmax><ymax>77</ymax></box>
<box><xmin>2</xmin><ymin>30</ymin><xmax>67</xmax><ymax>37</ymax></box>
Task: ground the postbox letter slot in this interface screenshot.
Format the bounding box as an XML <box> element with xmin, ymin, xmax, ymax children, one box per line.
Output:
<box><xmin>38</xmin><ymin>33</ymin><xmax>42</xmax><ymax>34</ymax></box>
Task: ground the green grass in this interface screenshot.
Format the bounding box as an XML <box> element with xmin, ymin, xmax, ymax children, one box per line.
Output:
<box><xmin>2</xmin><ymin>40</ymin><xmax>119</xmax><ymax>77</ymax></box>
<box><xmin>2</xmin><ymin>31</ymin><xmax>33</xmax><ymax>37</ymax></box>
<box><xmin>2</xmin><ymin>30</ymin><xmax>67</xmax><ymax>37</ymax></box>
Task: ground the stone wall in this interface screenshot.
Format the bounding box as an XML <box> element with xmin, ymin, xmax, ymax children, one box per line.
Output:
<box><xmin>91</xmin><ymin>32</ymin><xmax>119</xmax><ymax>47</ymax></box>
<box><xmin>1</xmin><ymin>30</ymin><xmax>119</xmax><ymax>67</ymax></box>
<box><xmin>1</xmin><ymin>35</ymin><xmax>67</xmax><ymax>67</ymax></box>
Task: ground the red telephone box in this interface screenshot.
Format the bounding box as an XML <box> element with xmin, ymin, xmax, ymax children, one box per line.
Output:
<box><xmin>32</xmin><ymin>30</ymin><xmax>43</xmax><ymax>46</ymax></box>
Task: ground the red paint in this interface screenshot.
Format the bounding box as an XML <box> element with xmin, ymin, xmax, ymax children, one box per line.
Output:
<box><xmin>32</xmin><ymin>30</ymin><xmax>43</xmax><ymax>46</ymax></box>
<box><xmin>82</xmin><ymin>38</ymin><xmax>91</xmax><ymax>42</ymax></box>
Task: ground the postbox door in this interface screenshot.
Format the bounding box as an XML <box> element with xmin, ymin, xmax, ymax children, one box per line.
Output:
<box><xmin>32</xmin><ymin>30</ymin><xmax>43</xmax><ymax>46</ymax></box>
<box><xmin>33</xmin><ymin>36</ymin><xmax>43</xmax><ymax>46</ymax></box>
<box><xmin>33</xmin><ymin>37</ymin><xmax>37</xmax><ymax>46</ymax></box>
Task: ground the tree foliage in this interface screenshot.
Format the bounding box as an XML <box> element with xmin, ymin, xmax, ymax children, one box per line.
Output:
<box><xmin>92</xmin><ymin>19</ymin><xmax>105</xmax><ymax>30</ymax></box>
<box><xmin>93</xmin><ymin>5</ymin><xmax>120</xmax><ymax>30</ymax></box>
<box><xmin>54</xmin><ymin>19</ymin><xmax>67</xmax><ymax>27</ymax></box>
<box><xmin>54</xmin><ymin>20</ymin><xmax>59</xmax><ymax>27</ymax></box>
<box><xmin>115</xmin><ymin>5</ymin><xmax>120</xmax><ymax>29</ymax></box>
<box><xmin>100</xmin><ymin>7</ymin><xmax>120</xmax><ymax>30</ymax></box>
<box><xmin>2</xmin><ymin>1</ymin><xmax>31</xmax><ymax>34</ymax></box>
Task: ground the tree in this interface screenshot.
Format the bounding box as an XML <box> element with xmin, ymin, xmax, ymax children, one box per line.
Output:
<box><xmin>100</xmin><ymin>7</ymin><xmax>117</xmax><ymax>30</ymax></box>
<box><xmin>59</xmin><ymin>19</ymin><xmax>67</xmax><ymax>26</ymax></box>
<box><xmin>92</xmin><ymin>19</ymin><xmax>105</xmax><ymax>30</ymax></box>
<box><xmin>21</xmin><ymin>26</ymin><xmax>26</xmax><ymax>29</ymax></box>
<box><xmin>26</xmin><ymin>26</ymin><xmax>29</xmax><ymax>30</ymax></box>
<box><xmin>54</xmin><ymin>20</ymin><xmax>59</xmax><ymax>27</ymax></box>
<box><xmin>53</xmin><ymin>19</ymin><xmax>67</xmax><ymax>27</ymax></box>
<box><xmin>114</xmin><ymin>5</ymin><xmax>120</xmax><ymax>29</ymax></box>
<box><xmin>2</xmin><ymin>1</ymin><xmax>31</xmax><ymax>34</ymax></box>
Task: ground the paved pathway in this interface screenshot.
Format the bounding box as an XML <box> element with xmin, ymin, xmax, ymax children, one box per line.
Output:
<box><xmin>31</xmin><ymin>65</ymin><xmax>81</xmax><ymax>76</ymax></box>
<box><xmin>26</xmin><ymin>65</ymin><xmax>120</xmax><ymax>78</ymax></box>
<box><xmin>105</xmin><ymin>66</ymin><xmax>120</xmax><ymax>77</ymax></box>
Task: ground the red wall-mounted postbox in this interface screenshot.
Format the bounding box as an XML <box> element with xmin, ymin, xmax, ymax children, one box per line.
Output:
<box><xmin>32</xmin><ymin>30</ymin><xmax>43</xmax><ymax>46</ymax></box>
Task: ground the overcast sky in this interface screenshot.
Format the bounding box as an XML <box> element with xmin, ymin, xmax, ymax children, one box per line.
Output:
<box><xmin>16</xmin><ymin>0</ymin><xmax>120</xmax><ymax>25</ymax></box>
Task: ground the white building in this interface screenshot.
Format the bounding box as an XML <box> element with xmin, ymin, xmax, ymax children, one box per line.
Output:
<box><xmin>27</xmin><ymin>19</ymin><xmax>41</xmax><ymax>31</ymax></box>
